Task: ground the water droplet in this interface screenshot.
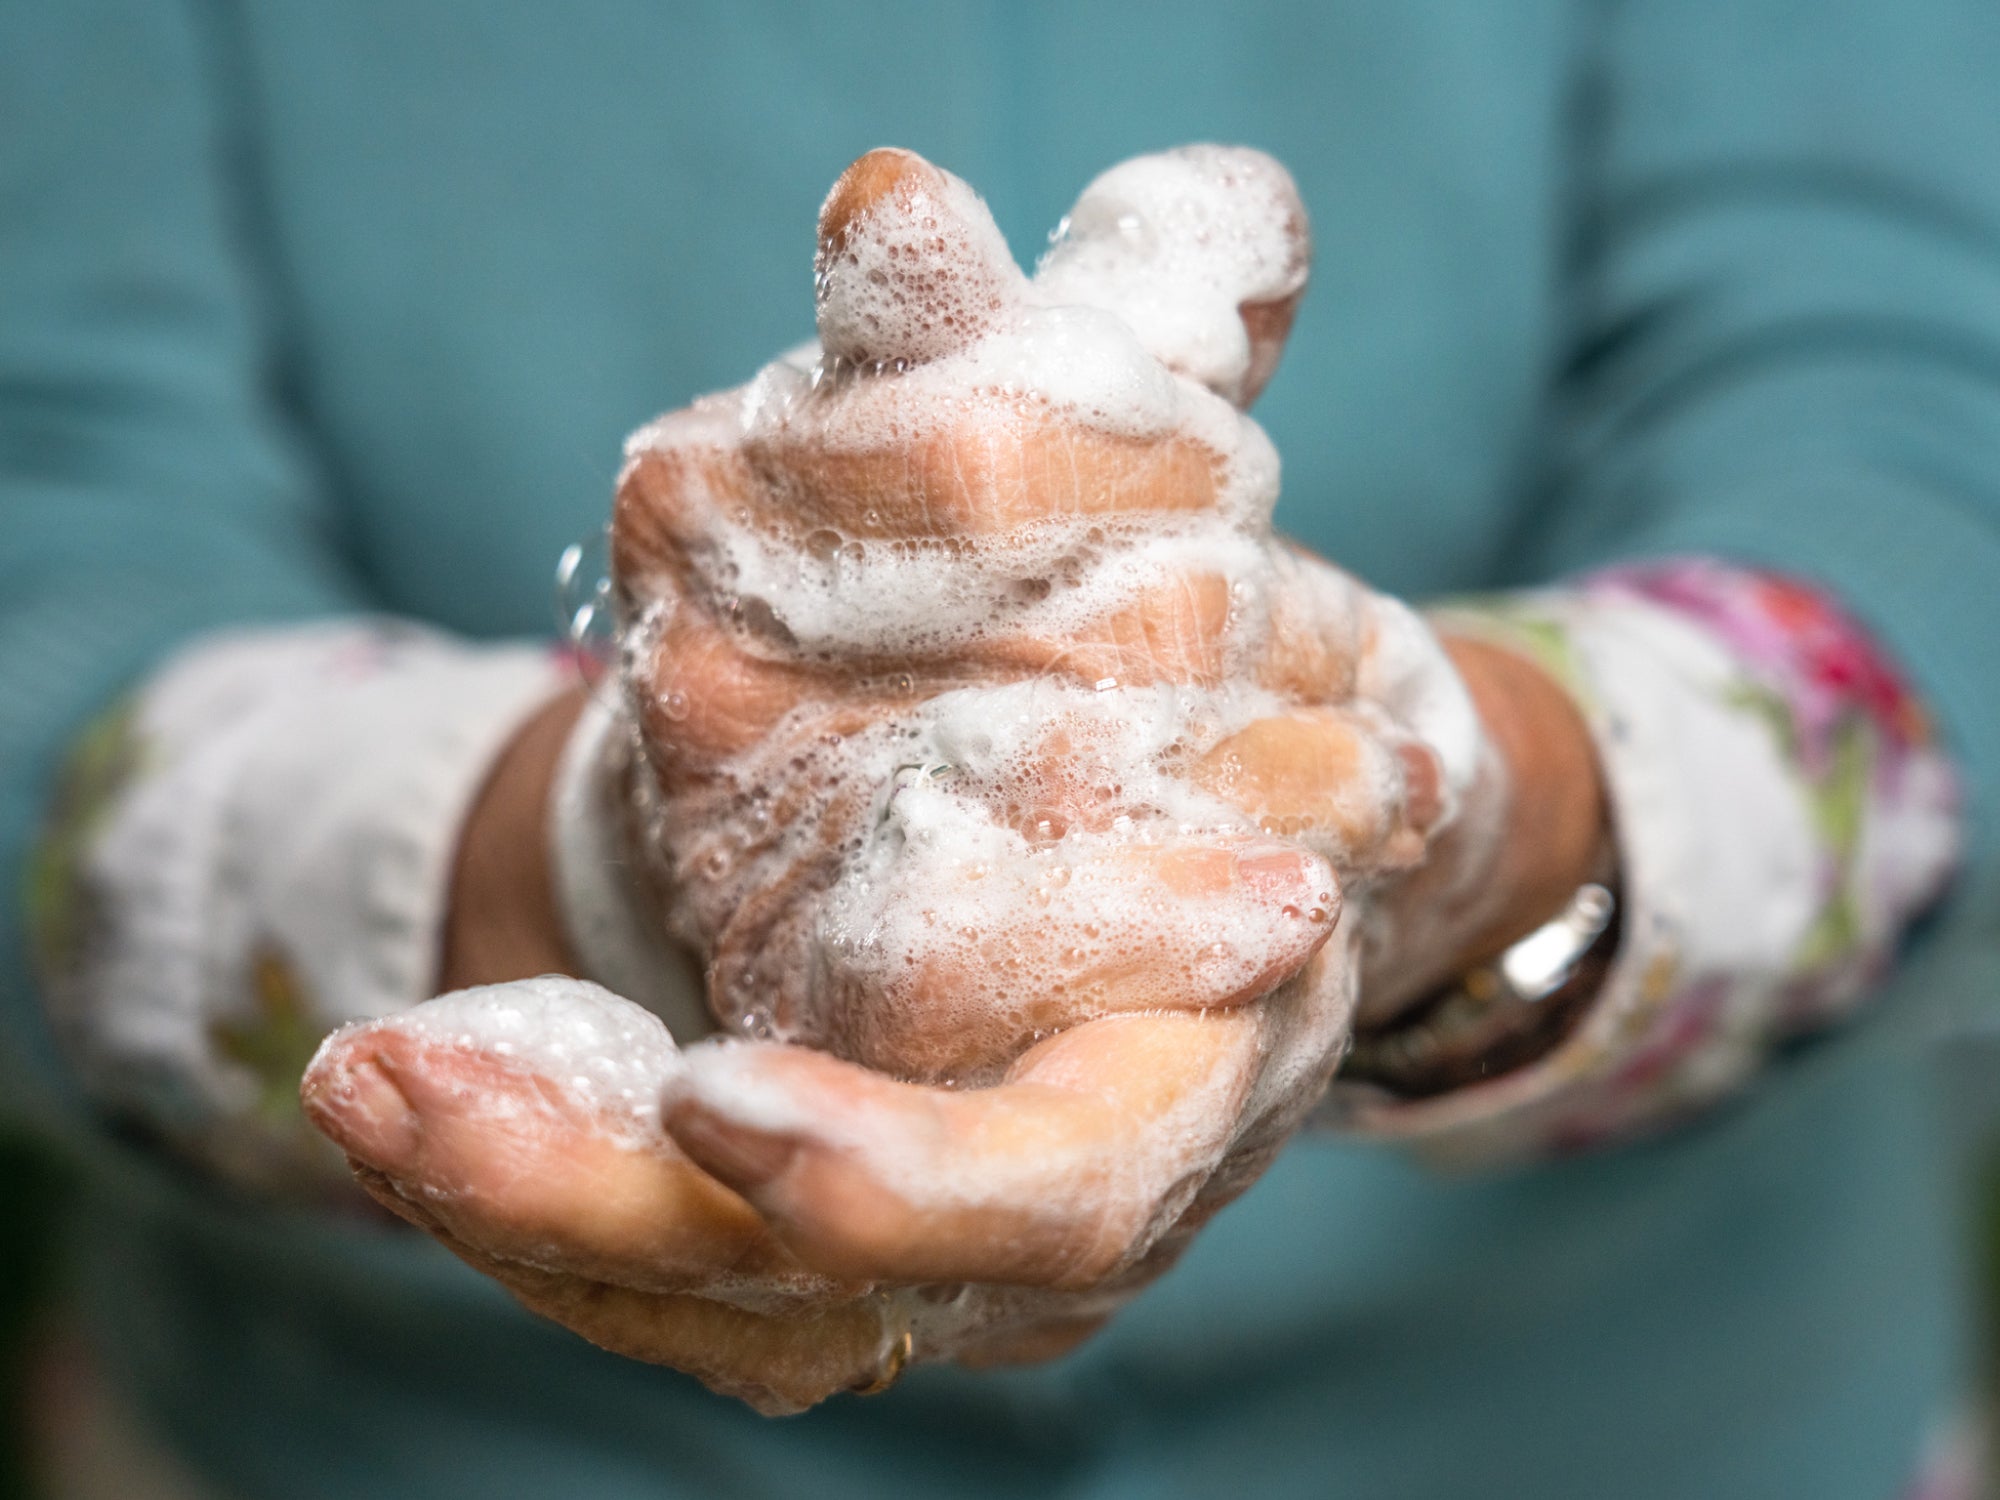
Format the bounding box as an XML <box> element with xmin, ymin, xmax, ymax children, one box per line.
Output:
<box><xmin>553</xmin><ymin>531</ymin><xmax>616</xmax><ymax>673</ymax></box>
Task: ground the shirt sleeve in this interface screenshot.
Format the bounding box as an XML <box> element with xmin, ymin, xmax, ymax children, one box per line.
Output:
<box><xmin>1327</xmin><ymin>561</ymin><xmax>1959</xmax><ymax>1161</ymax></box>
<box><xmin>0</xmin><ymin>1</ymin><xmax>365</xmax><ymax>1138</ymax></box>
<box><xmin>1527</xmin><ymin>0</ymin><xmax>2000</xmax><ymax>880</ymax></box>
<box><xmin>32</xmin><ymin>625</ymin><xmax>566</xmax><ymax>1191</ymax></box>
<box><xmin>1328</xmin><ymin>0</ymin><xmax>2000</xmax><ymax>1160</ymax></box>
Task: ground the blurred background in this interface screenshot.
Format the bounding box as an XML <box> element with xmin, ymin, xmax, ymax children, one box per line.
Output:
<box><xmin>2</xmin><ymin>1106</ymin><xmax>1997</xmax><ymax>1498</ymax></box>
<box><xmin>1</xmin><ymin>1141</ymin><xmax>62</xmax><ymax>1500</ymax></box>
<box><xmin>4</xmin><ymin>7</ymin><xmax>1997</xmax><ymax>1497</ymax></box>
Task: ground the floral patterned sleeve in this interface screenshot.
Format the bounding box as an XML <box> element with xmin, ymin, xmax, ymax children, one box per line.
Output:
<box><xmin>1328</xmin><ymin>558</ymin><xmax>1962</xmax><ymax>1163</ymax></box>
<box><xmin>27</xmin><ymin>622</ymin><xmax>566</xmax><ymax>1192</ymax></box>
<box><xmin>33</xmin><ymin>563</ymin><xmax>1964</xmax><ymax>1184</ymax></box>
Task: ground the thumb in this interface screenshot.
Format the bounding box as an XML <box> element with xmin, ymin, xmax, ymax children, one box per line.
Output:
<box><xmin>1034</xmin><ymin>145</ymin><xmax>1311</xmax><ymax>408</ymax></box>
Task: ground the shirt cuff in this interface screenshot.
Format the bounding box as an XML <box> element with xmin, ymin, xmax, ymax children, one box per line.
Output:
<box><xmin>1325</xmin><ymin>559</ymin><xmax>1962</xmax><ymax>1164</ymax></box>
<box><xmin>32</xmin><ymin>620</ymin><xmax>568</xmax><ymax>1190</ymax></box>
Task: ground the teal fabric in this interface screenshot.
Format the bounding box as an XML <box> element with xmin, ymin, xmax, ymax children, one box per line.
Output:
<box><xmin>4</xmin><ymin>3</ymin><xmax>1998</xmax><ymax>1496</ymax></box>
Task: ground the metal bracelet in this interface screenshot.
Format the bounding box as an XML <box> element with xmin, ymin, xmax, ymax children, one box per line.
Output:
<box><xmin>1490</xmin><ymin>882</ymin><xmax>1616</xmax><ymax>1004</ymax></box>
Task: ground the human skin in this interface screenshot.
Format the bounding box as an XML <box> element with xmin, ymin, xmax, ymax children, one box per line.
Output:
<box><xmin>408</xmin><ymin>634</ymin><xmax>1603</xmax><ymax>1410</ymax></box>
<box><xmin>441</xmin><ymin>640</ymin><xmax>1605</xmax><ymax>1017</ymax></box>
<box><xmin>321</xmin><ymin>148</ymin><xmax>1608</xmax><ymax>1411</ymax></box>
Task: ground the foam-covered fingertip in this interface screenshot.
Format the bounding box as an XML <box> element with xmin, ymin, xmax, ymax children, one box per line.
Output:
<box><xmin>814</xmin><ymin>147</ymin><xmax>1026</xmax><ymax>365</ymax></box>
<box><xmin>816</xmin><ymin>148</ymin><xmax>938</xmax><ymax>254</ymax></box>
<box><xmin>1035</xmin><ymin>144</ymin><xmax>1312</xmax><ymax>407</ymax></box>
<box><xmin>661</xmin><ymin>1042</ymin><xmax>813</xmax><ymax>1189</ymax></box>
<box><xmin>1231</xmin><ymin>841</ymin><xmax>1339</xmax><ymax>914</ymax></box>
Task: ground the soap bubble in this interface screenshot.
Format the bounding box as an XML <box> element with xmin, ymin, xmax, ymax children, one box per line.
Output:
<box><xmin>554</xmin><ymin>529</ymin><xmax>618</xmax><ymax>692</ymax></box>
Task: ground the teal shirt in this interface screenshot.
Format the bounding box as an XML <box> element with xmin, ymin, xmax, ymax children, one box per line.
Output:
<box><xmin>5</xmin><ymin>4</ymin><xmax>2000</xmax><ymax>1496</ymax></box>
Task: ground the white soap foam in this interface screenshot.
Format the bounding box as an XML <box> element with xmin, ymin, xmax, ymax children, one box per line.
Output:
<box><xmin>583</xmin><ymin>149</ymin><xmax>1482</xmax><ymax>1310</ymax></box>
<box><xmin>815</xmin><ymin>158</ymin><xmax>1026</xmax><ymax>366</ymax></box>
<box><xmin>1355</xmin><ymin>592</ymin><xmax>1483</xmax><ymax>808</ymax></box>
<box><xmin>686</xmin><ymin>512</ymin><xmax>1266</xmax><ymax>663</ymax></box>
<box><xmin>1034</xmin><ymin>145</ymin><xmax>1310</xmax><ymax>405</ymax></box>
<box><xmin>613</xmin><ymin>146</ymin><xmax>1461</xmax><ymax>1085</ymax></box>
<box><xmin>798</xmin><ymin>682</ymin><xmax>1339</xmax><ymax>1074</ymax></box>
<box><xmin>900</xmin><ymin>303</ymin><xmax>1185</xmax><ymax>439</ymax></box>
<box><xmin>390</xmin><ymin>977</ymin><xmax>682</xmax><ymax>1146</ymax></box>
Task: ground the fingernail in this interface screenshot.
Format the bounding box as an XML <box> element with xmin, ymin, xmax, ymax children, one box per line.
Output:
<box><xmin>1234</xmin><ymin>844</ymin><xmax>1318</xmax><ymax>894</ymax></box>
<box><xmin>302</xmin><ymin>1055</ymin><xmax>423</xmax><ymax>1173</ymax></box>
<box><xmin>666</xmin><ymin>1105</ymin><xmax>800</xmax><ymax>1192</ymax></box>
<box><xmin>1397</xmin><ymin>743</ymin><xmax>1445</xmax><ymax>834</ymax></box>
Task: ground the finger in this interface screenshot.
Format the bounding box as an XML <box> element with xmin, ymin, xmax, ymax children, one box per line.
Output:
<box><xmin>663</xmin><ymin>1009</ymin><xmax>1269</xmax><ymax>1289</ymax></box>
<box><xmin>633</xmin><ymin>558</ymin><xmax>1236</xmax><ymax>775</ymax></box>
<box><xmin>1252</xmin><ymin>543</ymin><xmax>1365</xmax><ymax>702</ymax></box>
<box><xmin>610</xmin><ymin>430</ymin><xmax>755</xmax><ymax>601</ymax></box>
<box><xmin>1190</xmin><ymin>708</ymin><xmax>1443</xmax><ymax>870</ymax></box>
<box><xmin>623</xmin><ymin>232</ymin><xmax>1228</xmax><ymax>554</ymax></box>
<box><xmin>1235</xmin><ymin>289</ymin><xmax>1306</xmax><ymax>411</ymax></box>
<box><xmin>744</xmin><ymin>393</ymin><xmax>1224</xmax><ymax>538</ymax></box>
<box><xmin>819</xmin><ymin>141</ymin><xmax>1228</xmax><ymax>545</ymax></box>
<box><xmin>429</xmin><ymin>1225</ymin><xmax>894</xmax><ymax>1417</ymax></box>
<box><xmin>813</xmin><ymin>837</ymin><xmax>1336</xmax><ymax>1082</ymax></box>
<box><xmin>1033</xmin><ymin>145</ymin><xmax>1311</xmax><ymax>409</ymax></box>
<box><xmin>975</xmin><ymin>567</ymin><xmax>1234</xmax><ymax>687</ymax></box>
<box><xmin>638</xmin><ymin>598</ymin><xmax>822</xmax><ymax>764</ymax></box>
<box><xmin>622</xmin><ymin>418</ymin><xmax>1243</xmax><ymax>694</ymax></box>
<box><xmin>815</xmin><ymin>147</ymin><xmax>1027</xmax><ymax>366</ymax></box>
<box><xmin>301</xmin><ymin>979</ymin><xmax>806</xmax><ymax>1294</ymax></box>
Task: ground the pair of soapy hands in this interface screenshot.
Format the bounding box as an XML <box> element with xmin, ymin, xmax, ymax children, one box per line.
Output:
<box><xmin>303</xmin><ymin>147</ymin><xmax>1583</xmax><ymax>1413</ymax></box>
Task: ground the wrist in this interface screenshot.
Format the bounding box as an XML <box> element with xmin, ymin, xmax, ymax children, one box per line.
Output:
<box><xmin>546</xmin><ymin>690</ymin><xmax>711</xmax><ymax>1041</ymax></box>
<box><xmin>1345</xmin><ymin>880</ymin><xmax>1619</xmax><ymax>1095</ymax></box>
<box><xmin>440</xmin><ymin>688</ymin><xmax>587</xmax><ymax>991</ymax></box>
<box><xmin>1353</xmin><ymin>631</ymin><xmax>1611</xmax><ymax>1028</ymax></box>
<box><xmin>1346</xmin><ymin>633</ymin><xmax>1612</xmax><ymax>1088</ymax></box>
<box><xmin>1438</xmin><ymin>633</ymin><xmax>1611</xmax><ymax>970</ymax></box>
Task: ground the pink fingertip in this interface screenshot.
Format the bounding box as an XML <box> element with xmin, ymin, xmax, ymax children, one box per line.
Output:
<box><xmin>1233</xmin><ymin>845</ymin><xmax>1336</xmax><ymax>910</ymax></box>
<box><xmin>662</xmin><ymin>1043</ymin><xmax>821</xmax><ymax>1193</ymax></box>
<box><xmin>663</xmin><ymin>1103</ymin><xmax>801</xmax><ymax>1193</ymax></box>
<box><xmin>300</xmin><ymin>1045</ymin><xmax>423</xmax><ymax>1175</ymax></box>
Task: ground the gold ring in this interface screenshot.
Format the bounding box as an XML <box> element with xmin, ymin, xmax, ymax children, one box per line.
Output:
<box><xmin>851</xmin><ymin>1328</ymin><xmax>913</xmax><ymax>1396</ymax></box>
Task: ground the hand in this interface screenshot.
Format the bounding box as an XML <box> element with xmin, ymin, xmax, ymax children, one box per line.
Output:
<box><xmin>1352</xmin><ymin>634</ymin><xmax>1610</xmax><ymax>1032</ymax></box>
<box><xmin>306</xmin><ymin>145</ymin><xmax>1584</xmax><ymax>1412</ymax></box>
